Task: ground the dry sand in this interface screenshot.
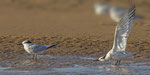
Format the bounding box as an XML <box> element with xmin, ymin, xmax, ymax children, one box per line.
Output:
<box><xmin>0</xmin><ymin>0</ymin><xmax>150</xmax><ymax>66</ymax></box>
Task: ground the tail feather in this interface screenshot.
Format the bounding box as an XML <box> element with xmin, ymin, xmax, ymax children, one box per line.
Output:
<box><xmin>46</xmin><ymin>43</ymin><xmax>59</xmax><ymax>49</ymax></box>
<box><xmin>125</xmin><ymin>51</ymin><xmax>136</xmax><ymax>57</ymax></box>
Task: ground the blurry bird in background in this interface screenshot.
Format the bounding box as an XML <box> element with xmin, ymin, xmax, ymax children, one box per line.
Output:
<box><xmin>94</xmin><ymin>2</ymin><xmax>141</xmax><ymax>22</ymax></box>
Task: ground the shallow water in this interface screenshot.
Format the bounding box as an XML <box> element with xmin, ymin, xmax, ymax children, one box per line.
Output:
<box><xmin>0</xmin><ymin>55</ymin><xmax>150</xmax><ymax>75</ymax></box>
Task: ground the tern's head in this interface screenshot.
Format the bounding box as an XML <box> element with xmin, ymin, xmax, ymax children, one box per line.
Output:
<box><xmin>98</xmin><ymin>55</ymin><xmax>106</xmax><ymax>61</ymax></box>
<box><xmin>22</xmin><ymin>40</ymin><xmax>32</xmax><ymax>45</ymax></box>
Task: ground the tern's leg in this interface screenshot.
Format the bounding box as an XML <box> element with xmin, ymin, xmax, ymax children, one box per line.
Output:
<box><xmin>115</xmin><ymin>60</ymin><xmax>118</xmax><ymax>65</ymax></box>
<box><xmin>115</xmin><ymin>60</ymin><xmax>121</xmax><ymax>65</ymax></box>
<box><xmin>118</xmin><ymin>60</ymin><xmax>121</xmax><ymax>65</ymax></box>
<box><xmin>35</xmin><ymin>54</ymin><xmax>38</xmax><ymax>60</ymax></box>
<box><xmin>33</xmin><ymin>55</ymin><xmax>35</xmax><ymax>59</ymax></box>
<box><xmin>115</xmin><ymin>60</ymin><xmax>119</xmax><ymax>65</ymax></box>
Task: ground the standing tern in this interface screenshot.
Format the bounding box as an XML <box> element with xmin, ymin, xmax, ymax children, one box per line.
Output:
<box><xmin>97</xmin><ymin>5</ymin><xmax>136</xmax><ymax>65</ymax></box>
<box><xmin>22</xmin><ymin>40</ymin><xmax>58</xmax><ymax>59</ymax></box>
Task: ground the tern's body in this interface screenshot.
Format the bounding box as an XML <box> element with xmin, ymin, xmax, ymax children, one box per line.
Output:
<box><xmin>22</xmin><ymin>40</ymin><xmax>58</xmax><ymax>59</ymax></box>
<box><xmin>101</xmin><ymin>50</ymin><xmax>134</xmax><ymax>61</ymax></box>
<box><xmin>98</xmin><ymin>5</ymin><xmax>136</xmax><ymax>65</ymax></box>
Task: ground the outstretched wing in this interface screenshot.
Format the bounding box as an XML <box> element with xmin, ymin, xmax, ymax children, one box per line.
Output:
<box><xmin>111</xmin><ymin>5</ymin><xmax>136</xmax><ymax>52</ymax></box>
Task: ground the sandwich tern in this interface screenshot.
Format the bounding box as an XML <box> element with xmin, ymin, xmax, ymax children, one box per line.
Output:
<box><xmin>97</xmin><ymin>5</ymin><xmax>136</xmax><ymax>65</ymax></box>
<box><xmin>22</xmin><ymin>40</ymin><xmax>58</xmax><ymax>59</ymax></box>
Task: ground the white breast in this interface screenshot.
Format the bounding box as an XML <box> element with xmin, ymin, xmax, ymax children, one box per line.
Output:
<box><xmin>23</xmin><ymin>44</ymin><xmax>32</xmax><ymax>54</ymax></box>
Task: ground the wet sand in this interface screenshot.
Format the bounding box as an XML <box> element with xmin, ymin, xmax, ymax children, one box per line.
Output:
<box><xmin>0</xmin><ymin>55</ymin><xmax>150</xmax><ymax>75</ymax></box>
<box><xmin>0</xmin><ymin>35</ymin><xmax>149</xmax><ymax>75</ymax></box>
<box><xmin>0</xmin><ymin>0</ymin><xmax>150</xmax><ymax>74</ymax></box>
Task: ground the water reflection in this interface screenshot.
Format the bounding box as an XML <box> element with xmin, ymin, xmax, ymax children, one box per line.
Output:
<box><xmin>1</xmin><ymin>55</ymin><xmax>150</xmax><ymax>75</ymax></box>
<box><xmin>99</xmin><ymin>65</ymin><xmax>133</xmax><ymax>75</ymax></box>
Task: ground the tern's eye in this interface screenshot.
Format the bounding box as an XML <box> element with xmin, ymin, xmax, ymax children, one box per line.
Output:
<box><xmin>26</xmin><ymin>41</ymin><xmax>31</xmax><ymax>43</ymax></box>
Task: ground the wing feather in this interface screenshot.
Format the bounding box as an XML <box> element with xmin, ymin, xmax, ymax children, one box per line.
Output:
<box><xmin>111</xmin><ymin>6</ymin><xmax>136</xmax><ymax>52</ymax></box>
<box><xmin>29</xmin><ymin>44</ymin><xmax>48</xmax><ymax>53</ymax></box>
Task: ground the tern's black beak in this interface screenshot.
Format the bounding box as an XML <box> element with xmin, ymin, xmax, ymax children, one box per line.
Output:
<box><xmin>17</xmin><ymin>43</ymin><xmax>22</xmax><ymax>45</ymax></box>
<box><xmin>93</xmin><ymin>59</ymin><xmax>99</xmax><ymax>61</ymax></box>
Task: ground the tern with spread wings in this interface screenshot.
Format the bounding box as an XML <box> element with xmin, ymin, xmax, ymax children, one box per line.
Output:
<box><xmin>97</xmin><ymin>5</ymin><xmax>136</xmax><ymax>65</ymax></box>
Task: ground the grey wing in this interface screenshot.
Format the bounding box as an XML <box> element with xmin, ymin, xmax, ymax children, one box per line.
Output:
<box><xmin>30</xmin><ymin>44</ymin><xmax>48</xmax><ymax>53</ymax></box>
<box><xmin>111</xmin><ymin>5</ymin><xmax>136</xmax><ymax>52</ymax></box>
